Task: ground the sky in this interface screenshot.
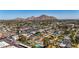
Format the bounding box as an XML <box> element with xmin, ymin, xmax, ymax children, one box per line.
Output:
<box><xmin>0</xmin><ymin>10</ymin><xmax>79</xmax><ymax>20</ymax></box>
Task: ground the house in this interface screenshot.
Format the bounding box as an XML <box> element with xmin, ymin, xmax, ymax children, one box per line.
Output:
<box><xmin>0</xmin><ymin>41</ymin><xmax>10</xmax><ymax>48</ymax></box>
<box><xmin>11</xmin><ymin>35</ymin><xmax>19</xmax><ymax>40</ymax></box>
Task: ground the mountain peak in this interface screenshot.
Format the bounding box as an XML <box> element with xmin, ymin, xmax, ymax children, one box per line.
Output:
<box><xmin>40</xmin><ymin>14</ymin><xmax>48</xmax><ymax>17</ymax></box>
<box><xmin>16</xmin><ymin>15</ymin><xmax>57</xmax><ymax>21</ymax></box>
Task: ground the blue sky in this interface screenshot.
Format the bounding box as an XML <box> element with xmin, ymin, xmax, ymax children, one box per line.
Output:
<box><xmin>0</xmin><ymin>10</ymin><xmax>79</xmax><ymax>20</ymax></box>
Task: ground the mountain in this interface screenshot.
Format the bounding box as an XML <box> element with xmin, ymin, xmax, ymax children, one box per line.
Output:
<box><xmin>26</xmin><ymin>15</ymin><xmax>57</xmax><ymax>21</ymax></box>
<box><xmin>16</xmin><ymin>17</ymin><xmax>25</xmax><ymax>20</ymax></box>
<box><xmin>15</xmin><ymin>15</ymin><xmax>57</xmax><ymax>22</ymax></box>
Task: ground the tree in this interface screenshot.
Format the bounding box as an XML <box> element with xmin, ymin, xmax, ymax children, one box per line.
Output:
<box><xmin>43</xmin><ymin>37</ymin><xmax>50</xmax><ymax>47</ymax></box>
<box><xmin>18</xmin><ymin>35</ymin><xmax>27</xmax><ymax>43</ymax></box>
